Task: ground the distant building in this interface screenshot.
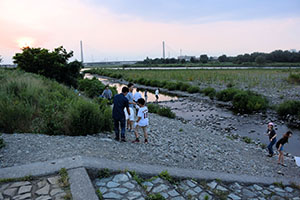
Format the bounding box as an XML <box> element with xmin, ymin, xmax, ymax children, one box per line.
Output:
<box><xmin>178</xmin><ymin>56</ymin><xmax>196</xmax><ymax>62</ymax></box>
<box><xmin>83</xmin><ymin>61</ymin><xmax>138</xmax><ymax>67</ymax></box>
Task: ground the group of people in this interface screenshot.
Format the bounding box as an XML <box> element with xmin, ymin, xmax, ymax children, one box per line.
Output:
<box><xmin>112</xmin><ymin>83</ymin><xmax>149</xmax><ymax>143</ymax></box>
<box><xmin>266</xmin><ymin>122</ymin><xmax>293</xmax><ymax>166</ymax></box>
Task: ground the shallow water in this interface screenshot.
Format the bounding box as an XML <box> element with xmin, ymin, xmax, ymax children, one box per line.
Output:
<box><xmin>160</xmin><ymin>99</ymin><xmax>300</xmax><ymax>157</ymax></box>
<box><xmin>84</xmin><ymin>74</ymin><xmax>178</xmax><ymax>102</ymax></box>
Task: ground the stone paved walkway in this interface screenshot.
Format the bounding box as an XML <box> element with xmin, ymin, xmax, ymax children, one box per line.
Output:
<box><xmin>0</xmin><ymin>175</ymin><xmax>68</xmax><ymax>200</ymax></box>
<box><xmin>94</xmin><ymin>172</ymin><xmax>300</xmax><ymax>200</ymax></box>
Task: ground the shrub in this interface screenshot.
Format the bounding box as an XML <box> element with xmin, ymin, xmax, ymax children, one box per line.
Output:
<box><xmin>13</xmin><ymin>46</ymin><xmax>82</xmax><ymax>88</ymax></box>
<box><xmin>179</xmin><ymin>82</ymin><xmax>191</xmax><ymax>91</ymax></box>
<box><xmin>287</xmin><ymin>73</ymin><xmax>300</xmax><ymax>84</ymax></box>
<box><xmin>216</xmin><ymin>88</ymin><xmax>240</xmax><ymax>102</ymax></box>
<box><xmin>158</xmin><ymin>80</ymin><xmax>168</xmax><ymax>88</ymax></box>
<box><xmin>78</xmin><ymin>77</ymin><xmax>106</xmax><ymax>98</ymax></box>
<box><xmin>147</xmin><ymin>103</ymin><xmax>160</xmax><ymax>113</ymax></box>
<box><xmin>150</xmin><ymin>80</ymin><xmax>161</xmax><ymax>87</ymax></box>
<box><xmin>277</xmin><ymin>100</ymin><xmax>300</xmax><ymax>118</ymax></box>
<box><xmin>0</xmin><ymin>136</ymin><xmax>5</xmax><ymax>149</ymax></box>
<box><xmin>187</xmin><ymin>86</ymin><xmax>200</xmax><ymax>93</ymax></box>
<box><xmin>157</xmin><ymin>107</ymin><xmax>176</xmax><ymax>119</ymax></box>
<box><xmin>137</xmin><ymin>77</ymin><xmax>146</xmax><ymax>85</ymax></box>
<box><xmin>232</xmin><ymin>91</ymin><xmax>268</xmax><ymax>113</ymax></box>
<box><xmin>165</xmin><ymin>82</ymin><xmax>177</xmax><ymax>90</ymax></box>
<box><xmin>201</xmin><ymin>87</ymin><xmax>216</xmax><ymax>99</ymax></box>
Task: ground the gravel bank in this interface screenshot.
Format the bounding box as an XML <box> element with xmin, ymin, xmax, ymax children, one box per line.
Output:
<box><xmin>1</xmin><ymin>113</ymin><xmax>299</xmax><ymax>179</ymax></box>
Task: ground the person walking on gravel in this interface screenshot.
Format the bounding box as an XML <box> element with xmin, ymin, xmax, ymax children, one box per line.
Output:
<box><xmin>144</xmin><ymin>89</ymin><xmax>148</xmax><ymax>103</ymax></box>
<box><xmin>266</xmin><ymin>122</ymin><xmax>277</xmax><ymax>157</ymax></box>
<box><xmin>276</xmin><ymin>131</ymin><xmax>292</xmax><ymax>167</ymax></box>
<box><xmin>124</xmin><ymin>83</ymin><xmax>136</xmax><ymax>132</ymax></box>
<box><xmin>155</xmin><ymin>88</ymin><xmax>159</xmax><ymax>103</ymax></box>
<box><xmin>132</xmin><ymin>98</ymin><xmax>149</xmax><ymax>144</ymax></box>
<box><xmin>112</xmin><ymin>87</ymin><xmax>130</xmax><ymax>142</ymax></box>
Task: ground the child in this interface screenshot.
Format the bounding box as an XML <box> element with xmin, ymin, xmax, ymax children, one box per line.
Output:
<box><xmin>132</xmin><ymin>98</ymin><xmax>149</xmax><ymax>144</ymax></box>
<box><xmin>276</xmin><ymin>131</ymin><xmax>293</xmax><ymax>167</ymax></box>
<box><xmin>266</xmin><ymin>122</ymin><xmax>277</xmax><ymax>157</ymax></box>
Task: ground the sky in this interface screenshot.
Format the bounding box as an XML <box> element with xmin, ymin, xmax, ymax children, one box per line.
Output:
<box><xmin>0</xmin><ymin>0</ymin><xmax>300</xmax><ymax>64</ymax></box>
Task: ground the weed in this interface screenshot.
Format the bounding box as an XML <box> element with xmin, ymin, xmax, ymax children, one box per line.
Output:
<box><xmin>158</xmin><ymin>170</ymin><xmax>176</xmax><ymax>184</ymax></box>
<box><xmin>0</xmin><ymin>175</ymin><xmax>33</xmax><ymax>184</ymax></box>
<box><xmin>98</xmin><ymin>168</ymin><xmax>111</xmax><ymax>179</ymax></box>
<box><xmin>260</xmin><ymin>143</ymin><xmax>267</xmax><ymax>149</ymax></box>
<box><xmin>179</xmin><ymin>128</ymin><xmax>183</xmax><ymax>132</ymax></box>
<box><xmin>146</xmin><ymin>193</ymin><xmax>166</xmax><ymax>200</ymax></box>
<box><xmin>96</xmin><ymin>189</ymin><xmax>103</xmax><ymax>200</ymax></box>
<box><xmin>59</xmin><ymin>168</ymin><xmax>69</xmax><ymax>187</ymax></box>
<box><xmin>215</xmin><ymin>178</ymin><xmax>221</xmax><ymax>183</ymax></box>
<box><xmin>204</xmin><ymin>195</ymin><xmax>209</xmax><ymax>200</ymax></box>
<box><xmin>212</xmin><ymin>189</ymin><xmax>229</xmax><ymax>200</ymax></box>
<box><xmin>242</xmin><ymin>136</ymin><xmax>252</xmax><ymax>144</ymax></box>
<box><xmin>273</xmin><ymin>182</ymin><xmax>285</xmax><ymax>189</ymax></box>
<box><xmin>290</xmin><ymin>182</ymin><xmax>300</xmax><ymax>190</ymax></box>
<box><xmin>129</xmin><ymin>171</ymin><xmax>144</xmax><ymax>186</ymax></box>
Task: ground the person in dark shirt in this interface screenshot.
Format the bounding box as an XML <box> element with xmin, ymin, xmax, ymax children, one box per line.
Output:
<box><xmin>276</xmin><ymin>131</ymin><xmax>292</xmax><ymax>167</ymax></box>
<box><xmin>266</xmin><ymin>122</ymin><xmax>277</xmax><ymax>157</ymax></box>
<box><xmin>113</xmin><ymin>87</ymin><xmax>130</xmax><ymax>142</ymax></box>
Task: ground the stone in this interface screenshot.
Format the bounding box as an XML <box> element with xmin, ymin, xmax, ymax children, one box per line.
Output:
<box><xmin>228</xmin><ymin>193</ymin><xmax>241</xmax><ymax>200</ymax></box>
<box><xmin>274</xmin><ymin>187</ymin><xmax>285</xmax><ymax>193</ymax></box>
<box><xmin>242</xmin><ymin>189</ymin><xmax>256</xmax><ymax>198</ymax></box>
<box><xmin>168</xmin><ymin>189</ymin><xmax>180</xmax><ymax>197</ymax></box>
<box><xmin>194</xmin><ymin>186</ymin><xmax>203</xmax><ymax>193</ymax></box>
<box><xmin>0</xmin><ymin>193</ymin><xmax>3</xmax><ymax>200</ymax></box>
<box><xmin>99</xmin><ymin>187</ymin><xmax>107</xmax><ymax>194</ymax></box>
<box><xmin>35</xmin><ymin>184</ymin><xmax>50</xmax><ymax>195</ymax></box>
<box><xmin>107</xmin><ymin>181</ymin><xmax>120</xmax><ymax>188</ymax></box>
<box><xmin>110</xmin><ymin>187</ymin><xmax>129</xmax><ymax>194</ymax></box>
<box><xmin>151</xmin><ymin>177</ymin><xmax>164</xmax><ymax>184</ymax></box>
<box><xmin>103</xmin><ymin>192</ymin><xmax>122</xmax><ymax>199</ymax></box>
<box><xmin>3</xmin><ymin>188</ymin><xmax>18</xmax><ymax>197</ymax></box>
<box><xmin>0</xmin><ymin>184</ymin><xmax>10</xmax><ymax>191</ymax></box>
<box><xmin>171</xmin><ymin>196</ymin><xmax>185</xmax><ymax>200</ymax></box>
<box><xmin>207</xmin><ymin>181</ymin><xmax>217</xmax><ymax>189</ymax></box>
<box><xmin>113</xmin><ymin>174</ymin><xmax>129</xmax><ymax>183</ymax></box>
<box><xmin>12</xmin><ymin>192</ymin><xmax>31</xmax><ymax>200</ymax></box>
<box><xmin>186</xmin><ymin>189</ymin><xmax>197</xmax><ymax>196</ymax></box>
<box><xmin>262</xmin><ymin>190</ymin><xmax>271</xmax><ymax>195</ymax></box>
<box><xmin>253</xmin><ymin>184</ymin><xmax>263</xmax><ymax>191</ymax></box>
<box><xmin>285</xmin><ymin>187</ymin><xmax>293</xmax><ymax>193</ymax></box>
<box><xmin>37</xmin><ymin>180</ymin><xmax>47</xmax><ymax>188</ymax></box>
<box><xmin>293</xmin><ymin>197</ymin><xmax>300</xmax><ymax>200</ymax></box>
<box><xmin>10</xmin><ymin>182</ymin><xmax>31</xmax><ymax>188</ymax></box>
<box><xmin>50</xmin><ymin>188</ymin><xmax>64</xmax><ymax>196</ymax></box>
<box><xmin>216</xmin><ymin>185</ymin><xmax>228</xmax><ymax>192</ymax></box>
<box><xmin>18</xmin><ymin>185</ymin><xmax>32</xmax><ymax>195</ymax></box>
<box><xmin>186</xmin><ymin>180</ymin><xmax>196</xmax><ymax>188</ymax></box>
<box><xmin>231</xmin><ymin>182</ymin><xmax>242</xmax><ymax>190</ymax></box>
<box><xmin>47</xmin><ymin>176</ymin><xmax>60</xmax><ymax>185</ymax></box>
<box><xmin>36</xmin><ymin>196</ymin><xmax>52</xmax><ymax>200</ymax></box>
<box><xmin>54</xmin><ymin>192</ymin><xmax>67</xmax><ymax>200</ymax></box>
<box><xmin>152</xmin><ymin>184</ymin><xmax>169</xmax><ymax>193</ymax></box>
<box><xmin>128</xmin><ymin>191</ymin><xmax>142</xmax><ymax>200</ymax></box>
<box><xmin>123</xmin><ymin>182</ymin><xmax>136</xmax><ymax>189</ymax></box>
<box><xmin>160</xmin><ymin>192</ymin><xmax>169</xmax><ymax>199</ymax></box>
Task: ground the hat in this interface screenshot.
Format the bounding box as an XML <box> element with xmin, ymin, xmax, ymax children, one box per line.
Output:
<box><xmin>268</xmin><ymin>122</ymin><xmax>274</xmax><ymax>127</ymax></box>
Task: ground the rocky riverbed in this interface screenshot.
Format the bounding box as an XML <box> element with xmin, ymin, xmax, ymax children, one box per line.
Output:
<box><xmin>1</xmin><ymin>113</ymin><xmax>299</xmax><ymax>180</ymax></box>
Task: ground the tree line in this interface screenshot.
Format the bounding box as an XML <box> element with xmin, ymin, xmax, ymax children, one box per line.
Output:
<box><xmin>138</xmin><ymin>50</ymin><xmax>300</xmax><ymax>65</ymax></box>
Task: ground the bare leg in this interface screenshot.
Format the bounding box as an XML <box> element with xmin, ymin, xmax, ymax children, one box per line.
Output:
<box><xmin>134</xmin><ymin>125</ymin><xmax>140</xmax><ymax>139</ymax></box>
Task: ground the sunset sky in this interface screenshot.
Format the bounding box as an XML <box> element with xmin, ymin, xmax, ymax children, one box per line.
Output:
<box><xmin>0</xmin><ymin>0</ymin><xmax>300</xmax><ymax>64</ymax></box>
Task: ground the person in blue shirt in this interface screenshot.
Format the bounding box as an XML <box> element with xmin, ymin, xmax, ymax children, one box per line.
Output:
<box><xmin>113</xmin><ymin>87</ymin><xmax>130</xmax><ymax>142</ymax></box>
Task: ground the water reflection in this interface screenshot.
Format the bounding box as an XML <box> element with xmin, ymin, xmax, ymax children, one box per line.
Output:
<box><xmin>84</xmin><ymin>74</ymin><xmax>178</xmax><ymax>102</ymax></box>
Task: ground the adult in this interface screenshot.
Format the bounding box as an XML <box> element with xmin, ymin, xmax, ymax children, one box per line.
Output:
<box><xmin>125</xmin><ymin>83</ymin><xmax>136</xmax><ymax>132</ymax></box>
<box><xmin>101</xmin><ymin>85</ymin><xmax>112</xmax><ymax>100</ymax></box>
<box><xmin>276</xmin><ymin>131</ymin><xmax>293</xmax><ymax>166</ymax></box>
<box><xmin>112</xmin><ymin>87</ymin><xmax>130</xmax><ymax>142</ymax></box>
<box><xmin>155</xmin><ymin>88</ymin><xmax>159</xmax><ymax>103</ymax></box>
<box><xmin>266</xmin><ymin>122</ymin><xmax>277</xmax><ymax>157</ymax></box>
<box><xmin>133</xmin><ymin>88</ymin><xmax>142</xmax><ymax>102</ymax></box>
<box><xmin>144</xmin><ymin>89</ymin><xmax>148</xmax><ymax>103</ymax></box>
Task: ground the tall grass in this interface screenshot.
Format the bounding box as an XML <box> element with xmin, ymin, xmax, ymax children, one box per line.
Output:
<box><xmin>0</xmin><ymin>69</ymin><xmax>113</xmax><ymax>135</ymax></box>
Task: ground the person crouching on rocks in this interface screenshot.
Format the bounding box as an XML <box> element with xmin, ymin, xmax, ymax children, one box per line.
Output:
<box><xmin>266</xmin><ymin>122</ymin><xmax>277</xmax><ymax>157</ymax></box>
<box><xmin>132</xmin><ymin>98</ymin><xmax>149</xmax><ymax>144</ymax></box>
<box><xmin>276</xmin><ymin>131</ymin><xmax>292</xmax><ymax>167</ymax></box>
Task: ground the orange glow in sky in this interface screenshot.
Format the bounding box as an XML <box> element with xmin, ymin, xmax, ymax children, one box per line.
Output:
<box><xmin>17</xmin><ymin>37</ymin><xmax>35</xmax><ymax>49</ymax></box>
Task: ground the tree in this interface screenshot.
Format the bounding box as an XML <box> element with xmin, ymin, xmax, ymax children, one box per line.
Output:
<box><xmin>13</xmin><ymin>46</ymin><xmax>82</xmax><ymax>88</ymax></box>
<box><xmin>200</xmin><ymin>54</ymin><xmax>208</xmax><ymax>63</ymax></box>
<box><xmin>255</xmin><ymin>55</ymin><xmax>266</xmax><ymax>64</ymax></box>
<box><xmin>218</xmin><ymin>54</ymin><xmax>227</xmax><ymax>62</ymax></box>
<box><xmin>190</xmin><ymin>57</ymin><xmax>198</xmax><ymax>63</ymax></box>
<box><xmin>0</xmin><ymin>55</ymin><xmax>2</xmax><ymax>63</ymax></box>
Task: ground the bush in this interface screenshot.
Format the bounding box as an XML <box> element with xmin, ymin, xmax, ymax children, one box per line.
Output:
<box><xmin>187</xmin><ymin>86</ymin><xmax>200</xmax><ymax>93</ymax></box>
<box><xmin>150</xmin><ymin>80</ymin><xmax>161</xmax><ymax>87</ymax></box>
<box><xmin>147</xmin><ymin>103</ymin><xmax>160</xmax><ymax>113</ymax></box>
<box><xmin>288</xmin><ymin>73</ymin><xmax>300</xmax><ymax>84</ymax></box>
<box><xmin>178</xmin><ymin>82</ymin><xmax>191</xmax><ymax>91</ymax></box>
<box><xmin>13</xmin><ymin>46</ymin><xmax>82</xmax><ymax>88</ymax></box>
<box><xmin>165</xmin><ymin>82</ymin><xmax>177</xmax><ymax>90</ymax></box>
<box><xmin>277</xmin><ymin>100</ymin><xmax>300</xmax><ymax>118</ymax></box>
<box><xmin>78</xmin><ymin>77</ymin><xmax>106</xmax><ymax>98</ymax></box>
<box><xmin>232</xmin><ymin>91</ymin><xmax>268</xmax><ymax>113</ymax></box>
<box><xmin>201</xmin><ymin>87</ymin><xmax>216</xmax><ymax>99</ymax></box>
<box><xmin>157</xmin><ymin>107</ymin><xmax>176</xmax><ymax>118</ymax></box>
<box><xmin>216</xmin><ymin>88</ymin><xmax>240</xmax><ymax>102</ymax></box>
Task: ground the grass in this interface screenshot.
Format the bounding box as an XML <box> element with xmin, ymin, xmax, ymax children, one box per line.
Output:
<box><xmin>242</xmin><ymin>136</ymin><xmax>253</xmax><ymax>144</ymax></box>
<box><xmin>147</xmin><ymin>103</ymin><xmax>176</xmax><ymax>119</ymax></box>
<box><xmin>96</xmin><ymin>189</ymin><xmax>103</xmax><ymax>200</ymax></box>
<box><xmin>0</xmin><ymin>68</ymin><xmax>113</xmax><ymax>135</ymax></box>
<box><xmin>273</xmin><ymin>182</ymin><xmax>285</xmax><ymax>189</ymax></box>
<box><xmin>146</xmin><ymin>193</ymin><xmax>166</xmax><ymax>200</ymax></box>
<box><xmin>98</xmin><ymin>168</ymin><xmax>111</xmax><ymax>179</ymax></box>
<box><xmin>59</xmin><ymin>168</ymin><xmax>72</xmax><ymax>200</ymax></box>
<box><xmin>158</xmin><ymin>170</ymin><xmax>176</xmax><ymax>185</ymax></box>
<box><xmin>0</xmin><ymin>175</ymin><xmax>33</xmax><ymax>184</ymax></box>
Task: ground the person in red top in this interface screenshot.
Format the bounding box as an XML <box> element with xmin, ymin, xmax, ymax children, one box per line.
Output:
<box><xmin>276</xmin><ymin>131</ymin><xmax>293</xmax><ymax>167</ymax></box>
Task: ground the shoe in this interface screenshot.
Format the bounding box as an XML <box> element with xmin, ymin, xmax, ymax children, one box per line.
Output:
<box><xmin>281</xmin><ymin>163</ymin><xmax>287</xmax><ymax>167</ymax></box>
<box><xmin>121</xmin><ymin>138</ymin><xmax>126</xmax><ymax>142</ymax></box>
<box><xmin>132</xmin><ymin>138</ymin><xmax>140</xmax><ymax>143</ymax></box>
<box><xmin>267</xmin><ymin>154</ymin><xmax>273</xmax><ymax>157</ymax></box>
<box><xmin>114</xmin><ymin>137</ymin><xmax>120</xmax><ymax>141</ymax></box>
<box><xmin>144</xmin><ymin>139</ymin><xmax>148</xmax><ymax>144</ymax></box>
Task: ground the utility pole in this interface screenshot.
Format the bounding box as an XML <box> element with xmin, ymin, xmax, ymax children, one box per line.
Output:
<box><xmin>80</xmin><ymin>40</ymin><xmax>84</xmax><ymax>63</ymax></box>
<box><xmin>162</xmin><ymin>41</ymin><xmax>165</xmax><ymax>59</ymax></box>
